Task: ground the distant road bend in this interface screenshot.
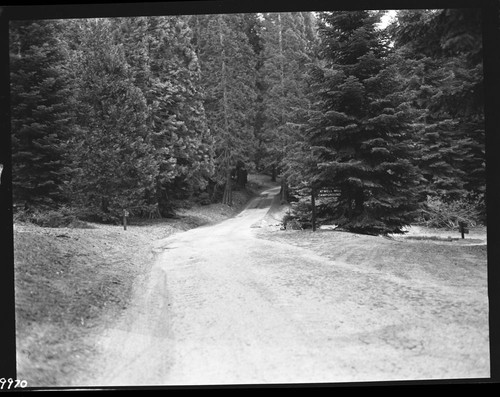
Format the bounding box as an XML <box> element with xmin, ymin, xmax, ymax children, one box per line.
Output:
<box><xmin>83</xmin><ymin>185</ymin><xmax>490</xmax><ymax>386</ymax></box>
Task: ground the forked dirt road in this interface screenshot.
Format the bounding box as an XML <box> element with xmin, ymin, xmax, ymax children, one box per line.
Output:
<box><xmin>77</xmin><ymin>186</ymin><xmax>490</xmax><ymax>386</ymax></box>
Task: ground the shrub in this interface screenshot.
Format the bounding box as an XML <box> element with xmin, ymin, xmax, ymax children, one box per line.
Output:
<box><xmin>282</xmin><ymin>198</ymin><xmax>313</xmax><ymax>229</ymax></box>
<box><xmin>417</xmin><ymin>195</ymin><xmax>483</xmax><ymax>229</ymax></box>
<box><xmin>13</xmin><ymin>205</ymin><xmax>94</xmax><ymax>228</ymax></box>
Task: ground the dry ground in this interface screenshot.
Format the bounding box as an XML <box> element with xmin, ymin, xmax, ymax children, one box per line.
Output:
<box><xmin>74</xmin><ymin>188</ymin><xmax>489</xmax><ymax>386</ymax></box>
<box><xmin>255</xmin><ymin>227</ymin><xmax>488</xmax><ymax>312</ymax></box>
<box><xmin>13</xmin><ymin>175</ymin><xmax>489</xmax><ymax>387</ymax></box>
<box><xmin>13</xmin><ymin>184</ymin><xmax>257</xmax><ymax>387</ymax></box>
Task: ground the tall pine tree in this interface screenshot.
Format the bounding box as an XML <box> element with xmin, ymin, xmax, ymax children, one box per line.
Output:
<box><xmin>390</xmin><ymin>9</ymin><xmax>485</xmax><ymax>207</ymax></box>
<box><xmin>141</xmin><ymin>16</ymin><xmax>214</xmax><ymax>216</ymax></box>
<box><xmin>259</xmin><ymin>12</ymin><xmax>315</xmax><ymax>201</ymax></box>
<box><xmin>60</xmin><ymin>17</ymin><xmax>214</xmax><ymax>220</ymax></box>
<box><xmin>304</xmin><ymin>11</ymin><xmax>422</xmax><ymax>234</ymax></box>
<box><xmin>62</xmin><ymin>18</ymin><xmax>158</xmax><ymax>221</ymax></box>
<box><xmin>190</xmin><ymin>13</ymin><xmax>257</xmax><ymax>205</ymax></box>
<box><xmin>10</xmin><ymin>20</ymin><xmax>73</xmax><ymax>209</ymax></box>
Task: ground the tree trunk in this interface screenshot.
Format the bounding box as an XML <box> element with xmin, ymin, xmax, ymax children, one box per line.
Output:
<box><xmin>219</xmin><ymin>15</ymin><xmax>230</xmax><ymax>142</ymax></box>
<box><xmin>280</xmin><ymin>178</ymin><xmax>288</xmax><ymax>204</ymax></box>
<box><xmin>278</xmin><ymin>13</ymin><xmax>285</xmax><ymax>125</ymax></box>
<box><xmin>311</xmin><ymin>188</ymin><xmax>316</xmax><ymax>232</ymax></box>
<box><xmin>219</xmin><ymin>14</ymin><xmax>232</xmax><ymax>207</ymax></box>
<box><xmin>271</xmin><ymin>163</ymin><xmax>277</xmax><ymax>182</ymax></box>
<box><xmin>101</xmin><ymin>197</ymin><xmax>109</xmax><ymax>214</ymax></box>
<box><xmin>222</xmin><ymin>168</ymin><xmax>233</xmax><ymax>206</ymax></box>
<box><xmin>354</xmin><ymin>189</ymin><xmax>364</xmax><ymax>215</ymax></box>
<box><xmin>236</xmin><ymin>166</ymin><xmax>247</xmax><ymax>189</ymax></box>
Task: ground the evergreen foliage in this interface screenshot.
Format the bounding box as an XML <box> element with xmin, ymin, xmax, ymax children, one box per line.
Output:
<box><xmin>300</xmin><ymin>11</ymin><xmax>423</xmax><ymax>234</ymax></box>
<box><xmin>60</xmin><ymin>17</ymin><xmax>213</xmax><ymax>221</ymax></box>
<box><xmin>139</xmin><ymin>16</ymin><xmax>214</xmax><ymax>216</ymax></box>
<box><xmin>259</xmin><ymin>12</ymin><xmax>315</xmax><ymax>197</ymax></box>
<box><xmin>189</xmin><ymin>13</ymin><xmax>257</xmax><ymax>205</ymax></box>
<box><xmin>9</xmin><ymin>10</ymin><xmax>485</xmax><ymax>229</ymax></box>
<box><xmin>390</xmin><ymin>9</ymin><xmax>485</xmax><ymax>208</ymax></box>
<box><xmin>10</xmin><ymin>20</ymin><xmax>73</xmax><ymax>208</ymax></box>
<box><xmin>62</xmin><ymin>18</ymin><xmax>158</xmax><ymax>221</ymax></box>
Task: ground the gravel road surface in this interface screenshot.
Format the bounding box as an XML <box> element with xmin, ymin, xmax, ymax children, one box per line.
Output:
<box><xmin>79</xmin><ymin>186</ymin><xmax>490</xmax><ymax>386</ymax></box>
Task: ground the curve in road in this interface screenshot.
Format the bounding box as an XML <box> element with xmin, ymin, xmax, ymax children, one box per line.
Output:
<box><xmin>80</xmin><ymin>186</ymin><xmax>489</xmax><ymax>386</ymax></box>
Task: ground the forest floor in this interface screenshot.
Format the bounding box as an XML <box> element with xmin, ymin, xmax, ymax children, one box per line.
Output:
<box><xmin>13</xmin><ymin>174</ymin><xmax>489</xmax><ymax>387</ymax></box>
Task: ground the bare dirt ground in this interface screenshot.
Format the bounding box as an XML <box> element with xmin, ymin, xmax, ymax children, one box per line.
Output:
<box><xmin>68</xmin><ymin>184</ymin><xmax>490</xmax><ymax>387</ymax></box>
<box><xmin>13</xmin><ymin>185</ymin><xmax>256</xmax><ymax>387</ymax></box>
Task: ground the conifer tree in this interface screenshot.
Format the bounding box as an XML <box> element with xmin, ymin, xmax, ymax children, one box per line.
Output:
<box><xmin>242</xmin><ymin>13</ymin><xmax>267</xmax><ymax>173</ymax></box>
<box><xmin>63</xmin><ymin>18</ymin><xmax>158</xmax><ymax>221</ymax></box>
<box><xmin>190</xmin><ymin>14</ymin><xmax>257</xmax><ymax>205</ymax></box>
<box><xmin>141</xmin><ymin>16</ymin><xmax>214</xmax><ymax>215</ymax></box>
<box><xmin>10</xmin><ymin>20</ymin><xmax>73</xmax><ymax>209</ymax></box>
<box><xmin>305</xmin><ymin>11</ymin><xmax>422</xmax><ymax>234</ymax></box>
<box><xmin>61</xmin><ymin>17</ymin><xmax>213</xmax><ymax>220</ymax></box>
<box><xmin>390</xmin><ymin>9</ymin><xmax>485</xmax><ymax>206</ymax></box>
<box><xmin>259</xmin><ymin>12</ymin><xmax>314</xmax><ymax>201</ymax></box>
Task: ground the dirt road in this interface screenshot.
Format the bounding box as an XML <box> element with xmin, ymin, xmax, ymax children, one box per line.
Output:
<box><xmin>78</xmin><ymin>186</ymin><xmax>490</xmax><ymax>386</ymax></box>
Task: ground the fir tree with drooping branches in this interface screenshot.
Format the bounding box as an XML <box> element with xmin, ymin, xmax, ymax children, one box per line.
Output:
<box><xmin>190</xmin><ymin>13</ymin><xmax>257</xmax><ymax>205</ymax></box>
<box><xmin>259</xmin><ymin>12</ymin><xmax>315</xmax><ymax>201</ymax></box>
<box><xmin>141</xmin><ymin>15</ymin><xmax>214</xmax><ymax>215</ymax></box>
<box><xmin>61</xmin><ymin>17</ymin><xmax>214</xmax><ymax>220</ymax></box>
<box><xmin>390</xmin><ymin>9</ymin><xmax>485</xmax><ymax>210</ymax></box>
<box><xmin>10</xmin><ymin>20</ymin><xmax>73</xmax><ymax>209</ymax></box>
<box><xmin>61</xmin><ymin>18</ymin><xmax>159</xmax><ymax>221</ymax></box>
<box><xmin>304</xmin><ymin>11</ymin><xmax>423</xmax><ymax>234</ymax></box>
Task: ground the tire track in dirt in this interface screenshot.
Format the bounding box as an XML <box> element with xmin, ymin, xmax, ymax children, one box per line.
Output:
<box><xmin>77</xmin><ymin>187</ymin><xmax>489</xmax><ymax>386</ymax></box>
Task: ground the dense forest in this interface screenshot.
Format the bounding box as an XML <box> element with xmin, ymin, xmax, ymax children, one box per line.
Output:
<box><xmin>10</xmin><ymin>9</ymin><xmax>486</xmax><ymax>234</ymax></box>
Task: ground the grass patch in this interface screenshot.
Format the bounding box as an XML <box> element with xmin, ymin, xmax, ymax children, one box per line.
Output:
<box><xmin>256</xmin><ymin>226</ymin><xmax>488</xmax><ymax>287</ymax></box>
<box><xmin>404</xmin><ymin>235</ymin><xmax>460</xmax><ymax>241</ymax></box>
<box><xmin>14</xmin><ymin>225</ymin><xmax>147</xmax><ymax>386</ymax></box>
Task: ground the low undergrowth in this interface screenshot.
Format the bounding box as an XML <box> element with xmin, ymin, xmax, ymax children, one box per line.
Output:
<box><xmin>416</xmin><ymin>195</ymin><xmax>485</xmax><ymax>229</ymax></box>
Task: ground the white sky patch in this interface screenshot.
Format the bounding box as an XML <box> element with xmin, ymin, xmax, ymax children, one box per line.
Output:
<box><xmin>377</xmin><ymin>9</ymin><xmax>397</xmax><ymax>30</ymax></box>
